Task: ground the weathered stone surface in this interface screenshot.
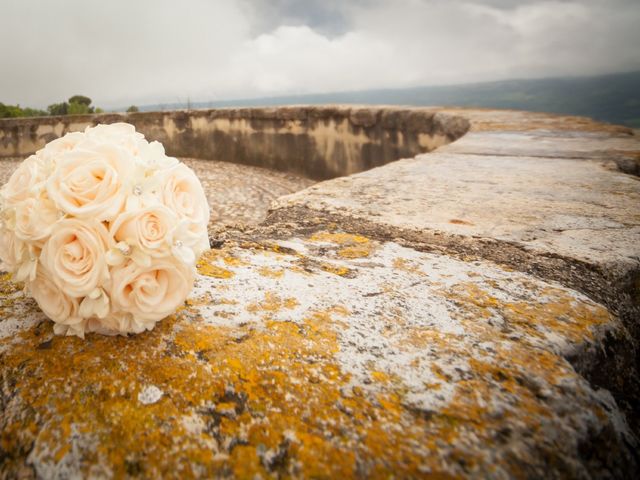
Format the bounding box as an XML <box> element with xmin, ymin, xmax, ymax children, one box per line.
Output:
<box><xmin>1</xmin><ymin>106</ymin><xmax>639</xmax><ymax>478</ymax></box>
<box><xmin>1</xmin><ymin>235</ymin><xmax>637</xmax><ymax>478</ymax></box>
<box><xmin>0</xmin><ymin>107</ymin><xmax>468</xmax><ymax>180</ymax></box>
<box><xmin>273</xmin><ymin>152</ymin><xmax>639</xmax><ymax>270</ymax></box>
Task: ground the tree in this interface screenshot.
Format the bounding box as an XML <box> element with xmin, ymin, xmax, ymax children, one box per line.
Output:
<box><xmin>45</xmin><ymin>95</ymin><xmax>103</xmax><ymax>116</ymax></box>
<box><xmin>47</xmin><ymin>102</ymin><xmax>69</xmax><ymax>116</ymax></box>
<box><xmin>67</xmin><ymin>102</ymin><xmax>93</xmax><ymax>115</ymax></box>
<box><xmin>126</xmin><ymin>105</ymin><xmax>139</xmax><ymax>113</ymax></box>
<box><xmin>21</xmin><ymin>107</ymin><xmax>48</xmax><ymax>117</ymax></box>
<box><xmin>0</xmin><ymin>103</ymin><xmax>47</xmax><ymax>118</ymax></box>
<box><xmin>0</xmin><ymin>103</ymin><xmax>21</xmax><ymax>118</ymax></box>
<box><xmin>68</xmin><ymin>95</ymin><xmax>92</xmax><ymax>106</ymax></box>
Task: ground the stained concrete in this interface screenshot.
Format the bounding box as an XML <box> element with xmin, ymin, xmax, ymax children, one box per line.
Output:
<box><xmin>1</xmin><ymin>107</ymin><xmax>639</xmax><ymax>478</ymax></box>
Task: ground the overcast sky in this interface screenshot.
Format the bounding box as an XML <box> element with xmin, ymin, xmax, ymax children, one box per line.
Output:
<box><xmin>1</xmin><ymin>0</ymin><xmax>639</xmax><ymax>109</ymax></box>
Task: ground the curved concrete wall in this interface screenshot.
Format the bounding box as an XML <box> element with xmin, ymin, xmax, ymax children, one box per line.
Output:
<box><xmin>0</xmin><ymin>107</ymin><xmax>469</xmax><ymax>179</ymax></box>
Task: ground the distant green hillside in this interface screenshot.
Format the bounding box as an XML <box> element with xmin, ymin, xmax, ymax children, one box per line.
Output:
<box><xmin>143</xmin><ymin>71</ymin><xmax>640</xmax><ymax>128</ymax></box>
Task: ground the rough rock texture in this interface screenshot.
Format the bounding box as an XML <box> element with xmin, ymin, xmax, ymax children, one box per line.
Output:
<box><xmin>1</xmin><ymin>107</ymin><xmax>639</xmax><ymax>478</ymax></box>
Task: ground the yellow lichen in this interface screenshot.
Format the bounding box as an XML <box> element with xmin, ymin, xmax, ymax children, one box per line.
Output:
<box><xmin>444</xmin><ymin>282</ymin><xmax>611</xmax><ymax>344</ymax></box>
<box><xmin>309</xmin><ymin>232</ymin><xmax>369</xmax><ymax>245</ymax></box>
<box><xmin>319</xmin><ymin>262</ymin><xmax>352</xmax><ymax>277</ymax></box>
<box><xmin>257</xmin><ymin>266</ymin><xmax>285</xmax><ymax>278</ymax></box>
<box><xmin>392</xmin><ymin>258</ymin><xmax>425</xmax><ymax>275</ymax></box>
<box><xmin>0</xmin><ymin>241</ymin><xmax>617</xmax><ymax>477</ymax></box>
<box><xmin>337</xmin><ymin>246</ymin><xmax>371</xmax><ymax>259</ymax></box>
<box><xmin>246</xmin><ymin>292</ymin><xmax>299</xmax><ymax>315</ymax></box>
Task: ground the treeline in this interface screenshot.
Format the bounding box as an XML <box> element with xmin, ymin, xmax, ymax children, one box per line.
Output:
<box><xmin>0</xmin><ymin>95</ymin><xmax>104</xmax><ymax>118</ymax></box>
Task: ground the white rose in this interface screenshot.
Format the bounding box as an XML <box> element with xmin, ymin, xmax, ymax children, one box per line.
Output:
<box><xmin>46</xmin><ymin>143</ymin><xmax>133</xmax><ymax>221</ymax></box>
<box><xmin>110</xmin><ymin>205</ymin><xmax>177</xmax><ymax>259</ymax></box>
<box><xmin>78</xmin><ymin>287</ymin><xmax>110</xmax><ymax>320</ymax></box>
<box><xmin>0</xmin><ymin>224</ymin><xmax>26</xmax><ymax>272</ymax></box>
<box><xmin>160</xmin><ymin>163</ymin><xmax>209</xmax><ymax>229</ymax></box>
<box><xmin>37</xmin><ymin>131</ymin><xmax>84</xmax><ymax>164</ymax></box>
<box><xmin>110</xmin><ymin>258</ymin><xmax>194</xmax><ymax>323</ymax></box>
<box><xmin>166</xmin><ymin>219</ymin><xmax>209</xmax><ymax>263</ymax></box>
<box><xmin>81</xmin><ymin>123</ymin><xmax>160</xmax><ymax>163</ymax></box>
<box><xmin>0</xmin><ymin>155</ymin><xmax>48</xmax><ymax>207</ymax></box>
<box><xmin>28</xmin><ymin>266</ymin><xmax>81</xmax><ymax>326</ymax></box>
<box><xmin>138</xmin><ymin>141</ymin><xmax>179</xmax><ymax>170</ymax></box>
<box><xmin>41</xmin><ymin>218</ymin><xmax>111</xmax><ymax>297</ymax></box>
<box><xmin>84</xmin><ymin>122</ymin><xmax>143</xmax><ymax>145</ymax></box>
<box><xmin>14</xmin><ymin>197</ymin><xmax>59</xmax><ymax>244</ymax></box>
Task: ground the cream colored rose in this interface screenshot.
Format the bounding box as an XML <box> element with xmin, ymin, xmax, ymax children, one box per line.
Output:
<box><xmin>110</xmin><ymin>258</ymin><xmax>194</xmax><ymax>323</ymax></box>
<box><xmin>28</xmin><ymin>266</ymin><xmax>81</xmax><ymax>326</ymax></box>
<box><xmin>81</xmin><ymin>123</ymin><xmax>160</xmax><ymax>164</ymax></box>
<box><xmin>0</xmin><ymin>155</ymin><xmax>48</xmax><ymax>207</ymax></box>
<box><xmin>37</xmin><ymin>131</ymin><xmax>84</xmax><ymax>163</ymax></box>
<box><xmin>0</xmin><ymin>224</ymin><xmax>26</xmax><ymax>272</ymax></box>
<box><xmin>41</xmin><ymin>219</ymin><xmax>111</xmax><ymax>297</ymax></box>
<box><xmin>14</xmin><ymin>197</ymin><xmax>59</xmax><ymax>244</ymax></box>
<box><xmin>160</xmin><ymin>163</ymin><xmax>210</xmax><ymax>228</ymax></box>
<box><xmin>46</xmin><ymin>143</ymin><xmax>133</xmax><ymax>221</ymax></box>
<box><xmin>138</xmin><ymin>141</ymin><xmax>179</xmax><ymax>170</ymax></box>
<box><xmin>84</xmin><ymin>122</ymin><xmax>143</xmax><ymax>145</ymax></box>
<box><xmin>110</xmin><ymin>205</ymin><xmax>177</xmax><ymax>258</ymax></box>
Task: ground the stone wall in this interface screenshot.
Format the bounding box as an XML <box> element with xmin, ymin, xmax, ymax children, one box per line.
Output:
<box><xmin>0</xmin><ymin>107</ymin><xmax>469</xmax><ymax>179</ymax></box>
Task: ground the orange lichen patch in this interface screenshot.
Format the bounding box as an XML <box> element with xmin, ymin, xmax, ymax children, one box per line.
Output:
<box><xmin>337</xmin><ymin>246</ymin><xmax>371</xmax><ymax>259</ymax></box>
<box><xmin>197</xmin><ymin>263</ymin><xmax>234</xmax><ymax>279</ymax></box>
<box><xmin>393</xmin><ymin>257</ymin><xmax>425</xmax><ymax>275</ymax></box>
<box><xmin>309</xmin><ymin>231</ymin><xmax>375</xmax><ymax>259</ymax></box>
<box><xmin>185</xmin><ymin>292</ymin><xmax>214</xmax><ymax>307</ymax></box>
<box><xmin>257</xmin><ymin>266</ymin><xmax>285</xmax><ymax>278</ymax></box>
<box><xmin>238</xmin><ymin>241</ymin><xmax>300</xmax><ymax>258</ymax></box>
<box><xmin>327</xmin><ymin>304</ymin><xmax>350</xmax><ymax>317</ymax></box>
<box><xmin>396</xmin><ymin>322</ymin><xmax>609</xmax><ymax>473</ymax></box>
<box><xmin>436</xmin><ymin>342</ymin><xmax>608</xmax><ymax>474</ymax></box>
<box><xmin>246</xmin><ymin>292</ymin><xmax>299</xmax><ymax>315</ymax></box>
<box><xmin>0</xmin><ymin>272</ymin><xmax>25</xmax><ymax>316</ymax></box>
<box><xmin>370</xmin><ymin>371</ymin><xmax>391</xmax><ymax>384</ymax></box>
<box><xmin>222</xmin><ymin>255</ymin><xmax>248</xmax><ymax>267</ymax></box>
<box><xmin>449</xmin><ymin>219</ymin><xmax>474</xmax><ymax>226</ymax></box>
<box><xmin>444</xmin><ymin>282</ymin><xmax>611</xmax><ymax>345</ymax></box>
<box><xmin>401</xmin><ymin>328</ymin><xmax>462</xmax><ymax>353</ymax></box>
<box><xmin>0</xmin><ymin>306</ymin><xmax>461</xmax><ymax>478</ymax></box>
<box><xmin>196</xmin><ymin>250</ymin><xmax>235</xmax><ymax>279</ymax></box>
<box><xmin>309</xmin><ymin>231</ymin><xmax>369</xmax><ymax>245</ymax></box>
<box><xmin>319</xmin><ymin>262</ymin><xmax>352</xmax><ymax>276</ymax></box>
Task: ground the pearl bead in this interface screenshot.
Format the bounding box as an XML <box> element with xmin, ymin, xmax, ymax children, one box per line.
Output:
<box><xmin>118</xmin><ymin>244</ymin><xmax>131</xmax><ymax>256</ymax></box>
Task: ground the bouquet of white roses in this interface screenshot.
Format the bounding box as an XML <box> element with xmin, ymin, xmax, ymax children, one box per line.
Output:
<box><xmin>0</xmin><ymin>123</ymin><xmax>210</xmax><ymax>337</ymax></box>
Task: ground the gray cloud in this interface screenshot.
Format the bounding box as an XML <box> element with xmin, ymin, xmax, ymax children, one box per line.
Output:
<box><xmin>1</xmin><ymin>0</ymin><xmax>639</xmax><ymax>109</ymax></box>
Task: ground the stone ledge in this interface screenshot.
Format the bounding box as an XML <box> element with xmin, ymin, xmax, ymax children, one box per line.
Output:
<box><xmin>1</xmin><ymin>107</ymin><xmax>639</xmax><ymax>478</ymax></box>
<box><xmin>1</xmin><ymin>235</ymin><xmax>637</xmax><ymax>478</ymax></box>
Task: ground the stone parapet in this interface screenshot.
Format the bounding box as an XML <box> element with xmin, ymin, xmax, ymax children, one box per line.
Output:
<box><xmin>1</xmin><ymin>107</ymin><xmax>639</xmax><ymax>478</ymax></box>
